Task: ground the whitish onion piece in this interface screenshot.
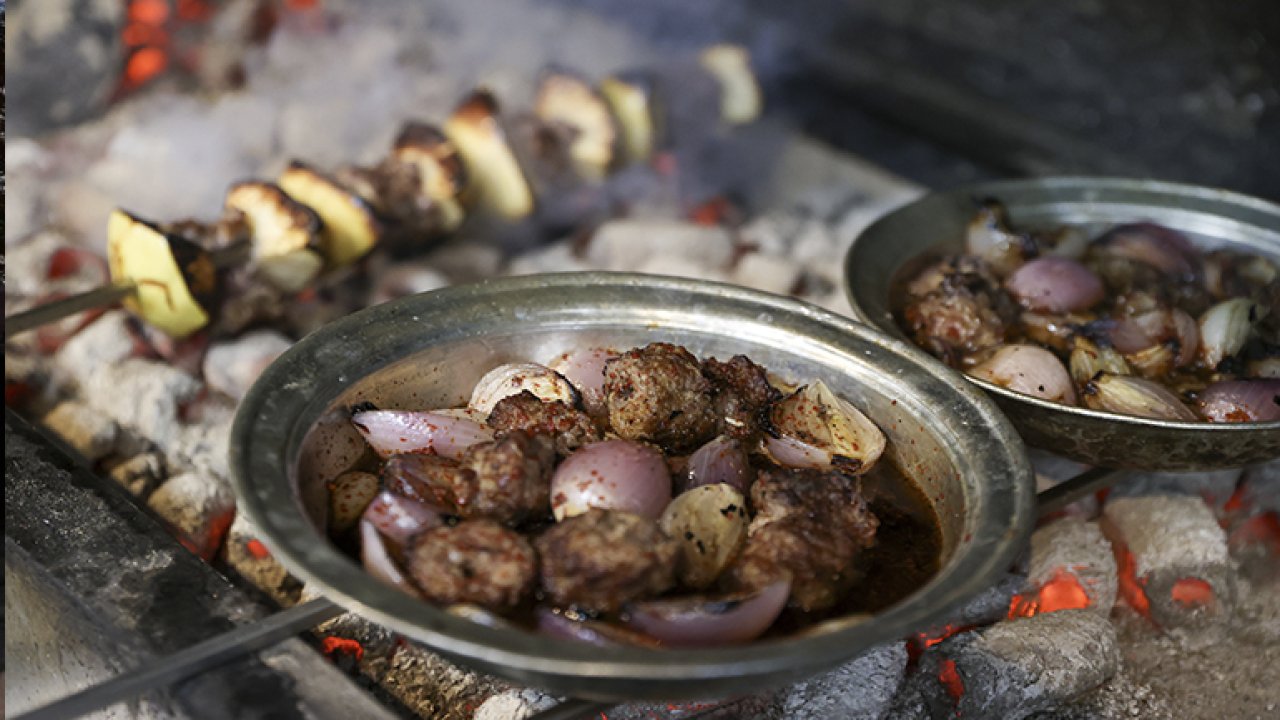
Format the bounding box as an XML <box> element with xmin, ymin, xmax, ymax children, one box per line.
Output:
<box><xmin>363</xmin><ymin>490</ymin><xmax>444</xmax><ymax>549</ymax></box>
<box><xmin>351</xmin><ymin>409</ymin><xmax>494</xmax><ymax>459</ymax></box>
<box><xmin>659</xmin><ymin>484</ymin><xmax>748</xmax><ymax>589</ymax></box>
<box><xmin>1199</xmin><ymin>298</ymin><xmax>1256</xmax><ymax>369</ymax></box>
<box><xmin>1094</xmin><ymin>223</ymin><xmax>1199</xmax><ymax>277</ymax></box>
<box><xmin>536</xmin><ymin>608</ymin><xmax>662</xmax><ymax>648</ymax></box>
<box><xmin>764</xmin><ymin>381</ymin><xmax>886</xmax><ymax>474</ymax></box>
<box><xmin>546</xmin><ymin>347</ymin><xmax>617</xmax><ymax>416</ymax></box>
<box><xmin>1082</xmin><ymin>373</ymin><xmax>1197</xmax><ymax>421</ymax></box>
<box><xmin>1249</xmin><ymin>357</ymin><xmax>1280</xmax><ymax>379</ymax></box>
<box><xmin>1197</xmin><ymin>380</ymin><xmax>1280</xmax><ymax>423</ymax></box>
<box><xmin>685</xmin><ymin>435</ymin><xmax>752</xmax><ymax>493</ymax></box>
<box><xmin>1069</xmin><ymin>337</ymin><xmax>1130</xmax><ymax>386</ymax></box>
<box><xmin>1004</xmin><ymin>257</ymin><xmax>1105</xmax><ymax>313</ymax></box>
<box><xmin>329</xmin><ymin>471</ymin><xmax>380</xmax><ymax>533</ymax></box>
<box><xmin>968</xmin><ymin>345</ymin><xmax>1077</xmax><ymax>405</ymax></box>
<box><xmin>469</xmin><ymin>362</ymin><xmax>579</xmax><ymax>415</ymax></box>
<box><xmin>625</xmin><ymin>581</ymin><xmax>790</xmax><ymax>647</ymax></box>
<box><xmin>360</xmin><ymin>520</ymin><xmax>420</xmax><ymax>597</ymax></box>
<box><xmin>964</xmin><ymin>200</ymin><xmax>1028</xmax><ymax>277</ymax></box>
<box><xmin>550</xmin><ymin>440</ymin><xmax>671</xmax><ymax>521</ymax></box>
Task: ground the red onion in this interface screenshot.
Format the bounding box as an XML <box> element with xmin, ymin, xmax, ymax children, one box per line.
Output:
<box><xmin>535</xmin><ymin>608</ymin><xmax>661</xmax><ymax>648</ymax></box>
<box><xmin>685</xmin><ymin>435</ymin><xmax>751</xmax><ymax>493</ymax></box>
<box><xmin>359</xmin><ymin>520</ymin><xmax>421</xmax><ymax>597</ymax></box>
<box><xmin>1095</xmin><ymin>223</ymin><xmax>1199</xmax><ymax>277</ymax></box>
<box><xmin>764</xmin><ymin>381</ymin><xmax>886</xmax><ymax>474</ymax></box>
<box><xmin>624</xmin><ymin>581</ymin><xmax>791</xmax><ymax>647</ymax></box>
<box><xmin>351</xmin><ymin>409</ymin><xmax>494</xmax><ymax>459</ymax></box>
<box><xmin>1197</xmin><ymin>380</ymin><xmax>1280</xmax><ymax>423</ymax></box>
<box><xmin>968</xmin><ymin>345</ymin><xmax>1077</xmax><ymax>405</ymax></box>
<box><xmin>363</xmin><ymin>490</ymin><xmax>444</xmax><ymax>549</ymax></box>
<box><xmin>550</xmin><ymin>439</ymin><xmax>671</xmax><ymax>521</ymax></box>
<box><xmin>468</xmin><ymin>362</ymin><xmax>578</xmax><ymax>414</ymax></box>
<box><xmin>547</xmin><ymin>347</ymin><xmax>617</xmax><ymax>415</ymax></box>
<box><xmin>1004</xmin><ymin>257</ymin><xmax>1104</xmax><ymax>313</ymax></box>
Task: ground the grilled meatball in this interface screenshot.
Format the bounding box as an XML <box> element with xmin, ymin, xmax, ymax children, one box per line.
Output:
<box><xmin>701</xmin><ymin>354</ymin><xmax>781</xmax><ymax>439</ymax></box>
<box><xmin>487</xmin><ymin>390</ymin><xmax>602</xmax><ymax>455</ymax></box>
<box><xmin>457</xmin><ymin>431</ymin><xmax>557</xmax><ymax>524</ymax></box>
<box><xmin>407</xmin><ymin>520</ymin><xmax>536</xmax><ymax>610</ymax></box>
<box><xmin>603</xmin><ymin>343</ymin><xmax>718</xmax><ymax>452</ymax></box>
<box><xmin>725</xmin><ymin>467</ymin><xmax>878</xmax><ymax>612</ymax></box>
<box><xmin>902</xmin><ymin>256</ymin><xmax>1016</xmax><ymax>367</ymax></box>
<box><xmin>536</xmin><ymin>509</ymin><xmax>678</xmax><ymax>613</ymax></box>
<box><xmin>383</xmin><ymin>454</ymin><xmax>473</xmax><ymax>509</ymax></box>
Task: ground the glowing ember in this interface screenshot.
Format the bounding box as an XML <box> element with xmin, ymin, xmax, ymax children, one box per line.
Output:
<box><xmin>245</xmin><ymin>539</ymin><xmax>271</xmax><ymax>559</ymax></box>
<box><xmin>1111</xmin><ymin>539</ymin><xmax>1152</xmax><ymax>618</ymax></box>
<box><xmin>1222</xmin><ymin>484</ymin><xmax>1248</xmax><ymax>514</ymax></box>
<box><xmin>1007</xmin><ymin>569</ymin><xmax>1092</xmax><ymax>619</ymax></box>
<box><xmin>1169</xmin><ymin>578</ymin><xmax>1215</xmax><ymax>609</ymax></box>
<box><xmin>938</xmin><ymin>658</ymin><xmax>965</xmax><ymax>701</ymax></box>
<box><xmin>1229</xmin><ymin>512</ymin><xmax>1280</xmax><ymax>555</ymax></box>
<box><xmin>321</xmin><ymin>636</ymin><xmax>365</xmax><ymax>661</ymax></box>
<box><xmin>907</xmin><ymin>624</ymin><xmax>970</xmax><ymax>663</ymax></box>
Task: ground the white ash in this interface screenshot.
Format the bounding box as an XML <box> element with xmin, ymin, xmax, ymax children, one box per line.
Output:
<box><xmin>1104</xmin><ymin>496</ymin><xmax>1230</xmax><ymax>577</ymax></box>
<box><xmin>1026</xmin><ymin>448</ymin><xmax>1094</xmax><ymax>483</ymax></box>
<box><xmin>585</xmin><ymin>219</ymin><xmax>734</xmax><ymax>273</ymax></box>
<box><xmin>1029</xmin><ymin>671</ymin><xmax>1174</xmax><ymax>720</ymax></box>
<box><xmin>147</xmin><ymin>472</ymin><xmax>236</xmax><ymax>558</ymax></box>
<box><xmin>472</xmin><ymin>689</ymin><xmax>560</xmax><ymax>720</ymax></box>
<box><xmin>1027</xmin><ymin>517</ymin><xmax>1117</xmax><ymax>614</ymax></box>
<box><xmin>1237</xmin><ymin>459</ymin><xmax>1279</xmax><ymax>516</ymax></box>
<box><xmin>4</xmin><ymin>229</ymin><xmax>76</xmax><ymax>298</ymax></box>
<box><xmin>106</xmin><ymin>451</ymin><xmax>166</xmax><ymax>498</ymax></box>
<box><xmin>421</xmin><ymin>242</ymin><xmax>506</xmax><ymax>284</ymax></box>
<box><xmin>1110</xmin><ymin>468</ymin><xmax>1244</xmax><ymax>511</ymax></box>
<box><xmin>167</xmin><ymin>399</ymin><xmax>237</xmax><ymax>483</ymax></box>
<box><xmin>635</xmin><ymin>254</ymin><xmax>732</xmax><ymax>283</ymax></box>
<box><xmin>203</xmin><ymin>330</ymin><xmax>293</xmax><ymax>402</ymax></box>
<box><xmin>40</xmin><ymin>399</ymin><xmax>119</xmax><ymax>462</ymax></box>
<box><xmin>772</xmin><ymin>641</ymin><xmax>908</xmax><ymax>720</ymax></box>
<box><xmin>503</xmin><ymin>244</ymin><xmax>592</xmax><ymax>277</ymax></box>
<box><xmin>5</xmin><ymin>138</ymin><xmax>54</xmax><ymax>246</ymax></box>
<box><xmin>80</xmin><ymin>357</ymin><xmax>202</xmax><ymax>459</ymax></box>
<box><xmin>383</xmin><ymin>642</ymin><xmax>514</xmax><ymax>720</ymax></box>
<box><xmin>730</xmin><ymin>253</ymin><xmax>803</xmax><ymax>297</ymax></box>
<box><xmin>53</xmin><ymin>311</ymin><xmax>139</xmax><ymax>388</ymax></box>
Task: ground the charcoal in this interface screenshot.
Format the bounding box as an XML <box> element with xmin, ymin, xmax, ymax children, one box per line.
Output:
<box><xmin>585</xmin><ymin>219</ymin><xmax>734</xmax><ymax>274</ymax></box>
<box><xmin>203</xmin><ymin>329</ymin><xmax>293</xmax><ymax>402</ymax></box>
<box><xmin>1109</xmin><ymin>468</ymin><xmax>1244</xmax><ymax>512</ymax></box>
<box><xmin>80</xmin><ymin>357</ymin><xmax>203</xmax><ymax>454</ymax></box>
<box><xmin>1028</xmin><ymin>671</ymin><xmax>1173</xmax><ymax>720</ymax></box>
<box><xmin>40</xmin><ymin>399</ymin><xmax>119</xmax><ymax>462</ymax></box>
<box><xmin>107</xmin><ymin>451</ymin><xmax>166</xmax><ymax>498</ymax></box>
<box><xmin>53</xmin><ymin>310</ymin><xmax>138</xmax><ymax>388</ymax></box>
<box><xmin>1022</xmin><ymin>517</ymin><xmax>1117</xmax><ymax>615</ymax></box>
<box><xmin>473</xmin><ymin>689</ymin><xmax>560</xmax><ymax>720</ymax></box>
<box><xmin>917</xmin><ymin>611</ymin><xmax>1120</xmax><ymax>720</ymax></box>
<box><xmin>769</xmin><ymin>641</ymin><xmax>908</xmax><ymax>720</ymax></box>
<box><xmin>224</xmin><ymin>511</ymin><xmax>303</xmax><ymax>606</ymax></box>
<box><xmin>147</xmin><ymin>472</ymin><xmax>236</xmax><ymax>560</ymax></box>
<box><xmin>731</xmin><ymin>252</ymin><xmax>804</xmax><ymax>296</ymax></box>
<box><xmin>918</xmin><ymin>570</ymin><xmax>1027</xmax><ymax>637</ymax></box>
<box><xmin>1103</xmin><ymin>495</ymin><xmax>1235</xmax><ymax>644</ymax></box>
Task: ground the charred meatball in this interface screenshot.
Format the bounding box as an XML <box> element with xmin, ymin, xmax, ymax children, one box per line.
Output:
<box><xmin>603</xmin><ymin>343</ymin><xmax>718</xmax><ymax>452</ymax></box>
<box><xmin>725</xmin><ymin>467</ymin><xmax>878</xmax><ymax>611</ymax></box>
<box><xmin>457</xmin><ymin>431</ymin><xmax>557</xmax><ymax>523</ymax></box>
<box><xmin>487</xmin><ymin>390</ymin><xmax>602</xmax><ymax>455</ymax></box>
<box><xmin>535</xmin><ymin>509</ymin><xmax>678</xmax><ymax>614</ymax></box>
<box><xmin>701</xmin><ymin>354</ymin><xmax>781</xmax><ymax>439</ymax></box>
<box><xmin>407</xmin><ymin>520</ymin><xmax>536</xmax><ymax>611</ymax></box>
<box><xmin>383</xmin><ymin>454</ymin><xmax>473</xmax><ymax>509</ymax></box>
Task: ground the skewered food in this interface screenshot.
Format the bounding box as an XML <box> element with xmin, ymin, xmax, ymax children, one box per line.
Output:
<box><xmin>105</xmin><ymin>210</ymin><xmax>222</xmax><ymax>338</ymax></box>
<box><xmin>332</xmin><ymin>342</ymin><xmax>941</xmax><ymax>648</ymax></box>
<box><xmin>899</xmin><ymin>202</ymin><xmax>1280</xmax><ymax>422</ymax></box>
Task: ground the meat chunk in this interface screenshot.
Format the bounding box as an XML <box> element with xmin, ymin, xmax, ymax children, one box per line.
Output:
<box><xmin>406</xmin><ymin>520</ymin><xmax>536</xmax><ymax>610</ymax></box>
<box><xmin>535</xmin><ymin>509</ymin><xmax>678</xmax><ymax>613</ymax></box>
<box><xmin>603</xmin><ymin>343</ymin><xmax>718</xmax><ymax>452</ymax></box>
<box><xmin>902</xmin><ymin>256</ymin><xmax>1015</xmax><ymax>366</ymax></box>
<box><xmin>383</xmin><ymin>453</ymin><xmax>473</xmax><ymax>510</ymax></box>
<box><xmin>725</xmin><ymin>467</ymin><xmax>878</xmax><ymax>611</ymax></box>
<box><xmin>487</xmin><ymin>390</ymin><xmax>602</xmax><ymax>455</ymax></box>
<box><xmin>384</xmin><ymin>431</ymin><xmax>555</xmax><ymax>524</ymax></box>
<box><xmin>701</xmin><ymin>354</ymin><xmax>781</xmax><ymax>438</ymax></box>
<box><xmin>458</xmin><ymin>431</ymin><xmax>556</xmax><ymax>523</ymax></box>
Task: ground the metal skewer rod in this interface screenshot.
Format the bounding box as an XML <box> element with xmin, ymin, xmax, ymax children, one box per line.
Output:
<box><xmin>1035</xmin><ymin>466</ymin><xmax>1127</xmax><ymax>519</ymax></box>
<box><xmin>3</xmin><ymin>241</ymin><xmax>253</xmax><ymax>340</ymax></box>
<box><xmin>13</xmin><ymin>597</ymin><xmax>345</xmax><ymax>720</ymax></box>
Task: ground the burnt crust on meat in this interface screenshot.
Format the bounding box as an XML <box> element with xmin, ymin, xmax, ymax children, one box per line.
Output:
<box><xmin>724</xmin><ymin>466</ymin><xmax>878</xmax><ymax>612</ymax></box>
<box><xmin>407</xmin><ymin>520</ymin><xmax>536</xmax><ymax>610</ymax></box>
<box><xmin>486</xmin><ymin>390</ymin><xmax>602</xmax><ymax>455</ymax></box>
<box><xmin>383</xmin><ymin>453</ymin><xmax>474</xmax><ymax>510</ymax></box>
<box><xmin>603</xmin><ymin>342</ymin><xmax>718</xmax><ymax>452</ymax></box>
<box><xmin>901</xmin><ymin>255</ymin><xmax>1017</xmax><ymax>366</ymax></box>
<box><xmin>457</xmin><ymin>430</ymin><xmax>557</xmax><ymax>524</ymax></box>
<box><xmin>701</xmin><ymin>354</ymin><xmax>782</xmax><ymax>439</ymax></box>
<box><xmin>535</xmin><ymin>508</ymin><xmax>678</xmax><ymax>614</ymax></box>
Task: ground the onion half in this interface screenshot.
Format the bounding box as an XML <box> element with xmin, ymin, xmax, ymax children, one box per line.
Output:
<box><xmin>624</xmin><ymin>580</ymin><xmax>791</xmax><ymax>647</ymax></box>
<box><xmin>1095</xmin><ymin>223</ymin><xmax>1199</xmax><ymax>277</ymax></box>
<box><xmin>1197</xmin><ymin>380</ymin><xmax>1280</xmax><ymax>423</ymax></box>
<box><xmin>363</xmin><ymin>490</ymin><xmax>444</xmax><ymax>549</ymax></box>
<box><xmin>351</xmin><ymin>409</ymin><xmax>494</xmax><ymax>459</ymax></box>
<box><xmin>550</xmin><ymin>439</ymin><xmax>671</xmax><ymax>521</ymax></box>
<box><xmin>1004</xmin><ymin>257</ymin><xmax>1104</xmax><ymax>313</ymax></box>
<box><xmin>547</xmin><ymin>347</ymin><xmax>617</xmax><ymax>415</ymax></box>
<box><xmin>967</xmin><ymin>345</ymin><xmax>1077</xmax><ymax>405</ymax></box>
<box><xmin>685</xmin><ymin>435</ymin><xmax>752</xmax><ymax>493</ymax></box>
<box><xmin>1082</xmin><ymin>373</ymin><xmax>1197</xmax><ymax>421</ymax></box>
<box><xmin>764</xmin><ymin>381</ymin><xmax>886</xmax><ymax>473</ymax></box>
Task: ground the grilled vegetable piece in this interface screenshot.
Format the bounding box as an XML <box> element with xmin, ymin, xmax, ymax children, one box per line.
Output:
<box><xmin>277</xmin><ymin>161</ymin><xmax>381</xmax><ymax>268</ymax></box>
<box><xmin>225</xmin><ymin>181</ymin><xmax>324</xmax><ymax>292</ymax></box>
<box><xmin>445</xmin><ymin>90</ymin><xmax>535</xmax><ymax>220</ymax></box>
<box><xmin>535</xmin><ymin>70</ymin><xmax>619</xmax><ymax>180</ymax></box>
<box><xmin>106</xmin><ymin>209</ymin><xmax>219</xmax><ymax>338</ymax></box>
<box><xmin>699</xmin><ymin>44</ymin><xmax>762</xmax><ymax>124</ymax></box>
<box><xmin>599</xmin><ymin>73</ymin><xmax>659</xmax><ymax>164</ymax></box>
<box><xmin>390</xmin><ymin>123</ymin><xmax>468</xmax><ymax>233</ymax></box>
